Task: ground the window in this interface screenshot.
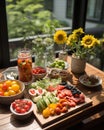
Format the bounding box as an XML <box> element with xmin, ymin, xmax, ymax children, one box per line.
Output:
<box><xmin>66</xmin><ymin>0</ymin><xmax>74</xmax><ymax>18</ymax></box>
<box><xmin>85</xmin><ymin>0</ymin><xmax>104</xmax><ymax>38</ymax></box>
<box><xmin>6</xmin><ymin>0</ymin><xmax>70</xmax><ymax>61</ymax></box>
<box><xmin>86</xmin><ymin>0</ymin><xmax>104</xmax><ymax>23</ymax></box>
<box><xmin>0</xmin><ymin>0</ymin><xmax>94</xmax><ymax>69</ymax></box>
<box><xmin>44</xmin><ymin>0</ymin><xmax>53</xmax><ymax>11</ymax></box>
<box><xmin>85</xmin><ymin>0</ymin><xmax>104</xmax><ymax>70</ymax></box>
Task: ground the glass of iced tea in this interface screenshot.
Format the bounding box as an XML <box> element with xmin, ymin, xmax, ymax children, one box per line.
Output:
<box><xmin>17</xmin><ymin>49</ymin><xmax>32</xmax><ymax>84</ymax></box>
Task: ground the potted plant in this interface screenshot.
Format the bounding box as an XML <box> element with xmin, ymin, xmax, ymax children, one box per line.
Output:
<box><xmin>66</xmin><ymin>28</ymin><xmax>100</xmax><ymax>73</ymax></box>
<box><xmin>53</xmin><ymin>30</ymin><xmax>68</xmax><ymax>61</ymax></box>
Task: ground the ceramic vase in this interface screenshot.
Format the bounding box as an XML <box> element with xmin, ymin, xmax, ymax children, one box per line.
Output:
<box><xmin>71</xmin><ymin>54</ymin><xmax>86</xmax><ymax>74</ymax></box>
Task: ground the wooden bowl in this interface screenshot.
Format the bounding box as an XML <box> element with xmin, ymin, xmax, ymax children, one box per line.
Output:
<box><xmin>0</xmin><ymin>80</ymin><xmax>25</xmax><ymax>105</ymax></box>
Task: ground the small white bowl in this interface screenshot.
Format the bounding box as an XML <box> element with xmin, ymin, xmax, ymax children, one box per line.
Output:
<box><xmin>10</xmin><ymin>98</ymin><xmax>34</xmax><ymax>120</ymax></box>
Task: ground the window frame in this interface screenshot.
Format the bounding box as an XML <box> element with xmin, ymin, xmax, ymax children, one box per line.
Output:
<box><xmin>0</xmin><ymin>0</ymin><xmax>11</xmax><ymax>69</ymax></box>
<box><xmin>0</xmin><ymin>0</ymin><xmax>88</xmax><ymax>69</ymax></box>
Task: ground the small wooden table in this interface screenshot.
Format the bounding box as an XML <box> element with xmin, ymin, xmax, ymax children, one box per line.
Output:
<box><xmin>0</xmin><ymin>56</ymin><xmax>104</xmax><ymax>130</ymax></box>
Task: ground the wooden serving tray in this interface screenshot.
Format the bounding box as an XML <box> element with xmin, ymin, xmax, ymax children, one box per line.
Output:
<box><xmin>33</xmin><ymin>95</ymin><xmax>92</xmax><ymax>128</ymax></box>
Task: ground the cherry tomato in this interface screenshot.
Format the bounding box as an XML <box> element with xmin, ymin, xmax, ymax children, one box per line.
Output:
<box><xmin>21</xmin><ymin>108</ymin><xmax>26</xmax><ymax>113</ymax></box>
<box><xmin>24</xmin><ymin>105</ymin><xmax>30</xmax><ymax>111</ymax></box>
<box><xmin>5</xmin><ymin>80</ymin><xmax>12</xmax><ymax>86</ymax></box>
<box><xmin>12</xmin><ymin>102</ymin><xmax>16</xmax><ymax>109</ymax></box>
<box><xmin>4</xmin><ymin>91</ymin><xmax>9</xmax><ymax>96</ymax></box>
<box><xmin>61</xmin><ymin>106</ymin><xmax>68</xmax><ymax>113</ymax></box>
<box><xmin>61</xmin><ymin>101</ymin><xmax>69</xmax><ymax>107</ymax></box>
<box><xmin>42</xmin><ymin>107</ymin><xmax>50</xmax><ymax>118</ymax></box>
<box><xmin>0</xmin><ymin>83</ymin><xmax>3</xmax><ymax>88</ymax></box>
<box><xmin>11</xmin><ymin>81</ymin><xmax>17</xmax><ymax>85</ymax></box>
<box><xmin>12</xmin><ymin>99</ymin><xmax>32</xmax><ymax>114</ymax></box>
<box><xmin>15</xmin><ymin>99</ymin><xmax>21</xmax><ymax>104</ymax></box>
<box><xmin>32</xmin><ymin>67</ymin><xmax>46</xmax><ymax>74</ymax></box>
<box><xmin>15</xmin><ymin>106</ymin><xmax>21</xmax><ymax>113</ymax></box>
<box><xmin>21</xmin><ymin>99</ymin><xmax>27</xmax><ymax>104</ymax></box>
<box><xmin>11</xmin><ymin>84</ymin><xmax>20</xmax><ymax>92</ymax></box>
<box><xmin>2</xmin><ymin>83</ymin><xmax>8</xmax><ymax>91</ymax></box>
<box><xmin>0</xmin><ymin>91</ymin><xmax>4</xmax><ymax>96</ymax></box>
<box><xmin>56</xmin><ymin>103</ymin><xmax>63</xmax><ymax>109</ymax></box>
<box><xmin>27</xmin><ymin>101</ymin><xmax>32</xmax><ymax>107</ymax></box>
<box><xmin>15</xmin><ymin>103</ymin><xmax>20</xmax><ymax>108</ymax></box>
<box><xmin>55</xmin><ymin>107</ymin><xmax>61</xmax><ymax>115</ymax></box>
<box><xmin>9</xmin><ymin>90</ymin><xmax>16</xmax><ymax>96</ymax></box>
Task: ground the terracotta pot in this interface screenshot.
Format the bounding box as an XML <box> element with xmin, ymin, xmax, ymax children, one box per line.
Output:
<box><xmin>71</xmin><ymin>55</ymin><xmax>86</xmax><ymax>74</ymax></box>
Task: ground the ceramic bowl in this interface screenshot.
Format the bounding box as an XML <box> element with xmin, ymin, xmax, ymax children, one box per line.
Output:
<box><xmin>48</xmin><ymin>68</ymin><xmax>60</xmax><ymax>79</ymax></box>
<box><xmin>79</xmin><ymin>74</ymin><xmax>102</xmax><ymax>87</ymax></box>
<box><xmin>10</xmin><ymin>98</ymin><xmax>34</xmax><ymax>120</ymax></box>
<box><xmin>2</xmin><ymin>67</ymin><xmax>18</xmax><ymax>80</ymax></box>
<box><xmin>32</xmin><ymin>67</ymin><xmax>47</xmax><ymax>80</ymax></box>
<box><xmin>0</xmin><ymin>80</ymin><xmax>25</xmax><ymax>105</ymax></box>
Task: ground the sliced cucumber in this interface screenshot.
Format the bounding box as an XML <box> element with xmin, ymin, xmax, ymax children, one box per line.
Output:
<box><xmin>32</xmin><ymin>95</ymin><xmax>42</xmax><ymax>103</ymax></box>
<box><xmin>47</xmin><ymin>94</ymin><xmax>56</xmax><ymax>103</ymax></box>
<box><xmin>43</xmin><ymin>96</ymin><xmax>51</xmax><ymax>107</ymax></box>
<box><xmin>36</xmin><ymin>98</ymin><xmax>46</xmax><ymax>113</ymax></box>
<box><xmin>41</xmin><ymin>98</ymin><xmax>47</xmax><ymax>108</ymax></box>
<box><xmin>36</xmin><ymin>101</ymin><xmax>43</xmax><ymax>113</ymax></box>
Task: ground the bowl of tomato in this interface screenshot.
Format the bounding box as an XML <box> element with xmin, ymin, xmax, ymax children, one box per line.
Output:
<box><xmin>0</xmin><ymin>80</ymin><xmax>25</xmax><ymax>105</ymax></box>
<box><xmin>10</xmin><ymin>98</ymin><xmax>34</xmax><ymax>120</ymax></box>
<box><xmin>32</xmin><ymin>67</ymin><xmax>47</xmax><ymax>80</ymax></box>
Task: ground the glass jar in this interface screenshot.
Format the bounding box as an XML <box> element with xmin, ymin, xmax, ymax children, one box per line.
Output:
<box><xmin>59</xmin><ymin>51</ymin><xmax>68</xmax><ymax>61</ymax></box>
<box><xmin>17</xmin><ymin>49</ymin><xmax>32</xmax><ymax>84</ymax></box>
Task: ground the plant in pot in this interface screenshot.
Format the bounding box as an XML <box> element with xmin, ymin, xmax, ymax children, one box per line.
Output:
<box><xmin>66</xmin><ymin>28</ymin><xmax>100</xmax><ymax>74</ymax></box>
<box><xmin>53</xmin><ymin>30</ymin><xmax>68</xmax><ymax>61</ymax></box>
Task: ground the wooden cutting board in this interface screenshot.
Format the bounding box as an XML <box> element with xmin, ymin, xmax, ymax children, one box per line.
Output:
<box><xmin>33</xmin><ymin>95</ymin><xmax>92</xmax><ymax>128</ymax></box>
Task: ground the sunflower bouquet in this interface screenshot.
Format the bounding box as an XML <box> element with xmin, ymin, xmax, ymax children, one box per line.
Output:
<box><xmin>66</xmin><ymin>28</ymin><xmax>100</xmax><ymax>59</ymax></box>
<box><xmin>54</xmin><ymin>28</ymin><xmax>100</xmax><ymax>59</ymax></box>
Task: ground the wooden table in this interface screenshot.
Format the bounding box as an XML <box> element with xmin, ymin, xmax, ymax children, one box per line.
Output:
<box><xmin>0</xmin><ymin>56</ymin><xmax>104</xmax><ymax>130</ymax></box>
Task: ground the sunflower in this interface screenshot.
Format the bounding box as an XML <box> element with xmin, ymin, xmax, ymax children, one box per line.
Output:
<box><xmin>81</xmin><ymin>35</ymin><xmax>96</xmax><ymax>48</ymax></box>
<box><xmin>72</xmin><ymin>27</ymin><xmax>84</xmax><ymax>36</ymax></box>
<box><xmin>54</xmin><ymin>30</ymin><xmax>67</xmax><ymax>44</ymax></box>
<box><xmin>67</xmin><ymin>34</ymin><xmax>78</xmax><ymax>46</ymax></box>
